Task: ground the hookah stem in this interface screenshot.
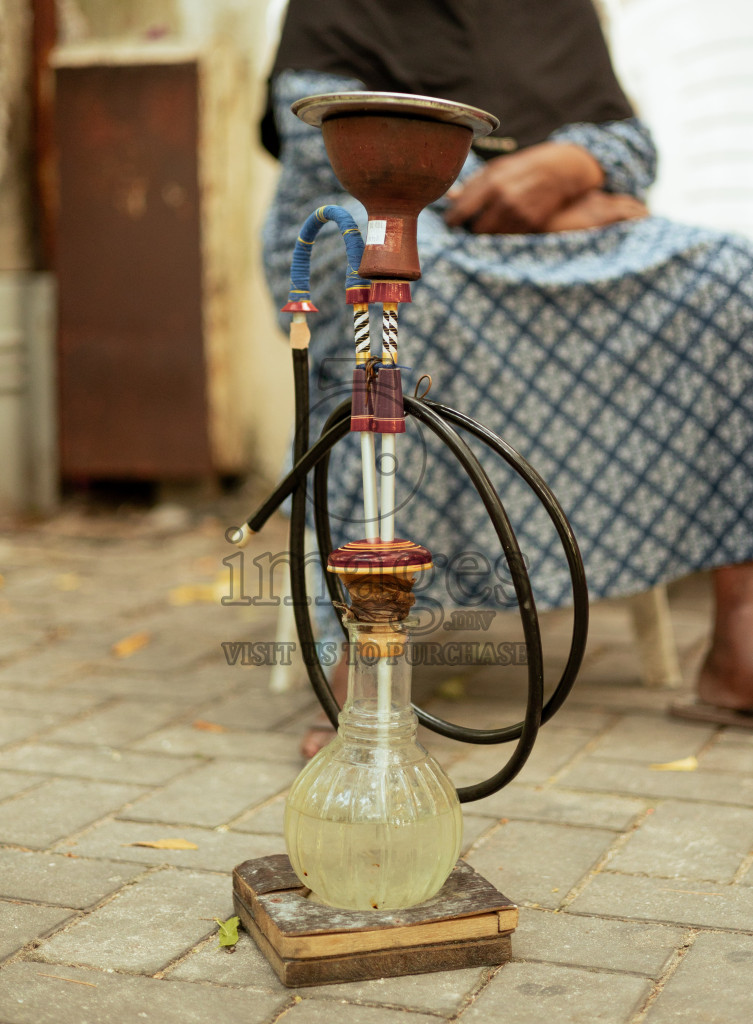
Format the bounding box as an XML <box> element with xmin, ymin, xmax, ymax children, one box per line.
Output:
<box><xmin>377</xmin><ymin>655</ymin><xmax>392</xmax><ymax>759</ymax></box>
<box><xmin>380</xmin><ymin>302</ymin><xmax>399</xmax><ymax>543</ymax></box>
<box><xmin>361</xmin><ymin>435</ymin><xmax>379</xmax><ymax>541</ymax></box>
<box><xmin>376</xmin><ymin>301</ymin><xmax>401</xmax><ymax>741</ymax></box>
<box><xmin>380</xmin><ymin>431</ymin><xmax>397</xmax><ymax>540</ymax></box>
<box><xmin>354</xmin><ymin>302</ymin><xmax>379</xmax><ymax>542</ymax></box>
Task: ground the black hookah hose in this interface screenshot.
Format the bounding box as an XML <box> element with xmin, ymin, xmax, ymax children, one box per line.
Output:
<box><xmin>287</xmin><ymin>347</ymin><xmax>343</xmax><ymax>729</ymax></box>
<box><xmin>242</xmin><ymin>206</ymin><xmax>588</xmax><ymax>803</ymax></box>
<box><xmin>243</xmin><ymin>347</ymin><xmax>589</xmax><ymax>803</ymax></box>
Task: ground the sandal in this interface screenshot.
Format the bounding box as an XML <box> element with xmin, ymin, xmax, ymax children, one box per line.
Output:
<box><xmin>669</xmin><ymin>700</ymin><xmax>753</xmax><ymax>729</ymax></box>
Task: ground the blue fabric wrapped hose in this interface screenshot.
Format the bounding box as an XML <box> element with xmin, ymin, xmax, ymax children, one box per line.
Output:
<box><xmin>287</xmin><ymin>205</ymin><xmax>370</xmax><ymax>305</ymax></box>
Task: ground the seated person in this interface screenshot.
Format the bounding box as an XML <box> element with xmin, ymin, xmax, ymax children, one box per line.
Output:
<box><xmin>261</xmin><ymin>0</ymin><xmax>753</xmax><ymax>754</ymax></box>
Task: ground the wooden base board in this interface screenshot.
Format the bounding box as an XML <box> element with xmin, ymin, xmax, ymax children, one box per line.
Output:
<box><xmin>232</xmin><ymin>854</ymin><xmax>517</xmax><ymax>987</ymax></box>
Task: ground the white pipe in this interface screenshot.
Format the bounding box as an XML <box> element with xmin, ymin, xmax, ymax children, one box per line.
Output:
<box><xmin>377</xmin><ymin>655</ymin><xmax>393</xmax><ymax>757</ymax></box>
<box><xmin>379</xmin><ymin>433</ymin><xmax>397</xmax><ymax>542</ymax></box>
<box><xmin>360</xmin><ymin>432</ymin><xmax>380</xmax><ymax>541</ymax></box>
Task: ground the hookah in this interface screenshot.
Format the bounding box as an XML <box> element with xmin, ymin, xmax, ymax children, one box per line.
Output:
<box><xmin>231</xmin><ymin>91</ymin><xmax>589</xmax><ymax>978</ymax></box>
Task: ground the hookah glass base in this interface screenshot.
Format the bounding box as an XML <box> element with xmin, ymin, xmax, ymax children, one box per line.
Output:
<box><xmin>284</xmin><ymin>619</ymin><xmax>462</xmax><ymax>911</ymax></box>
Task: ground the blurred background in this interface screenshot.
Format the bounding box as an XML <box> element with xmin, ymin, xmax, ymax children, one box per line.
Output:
<box><xmin>0</xmin><ymin>0</ymin><xmax>751</xmax><ymax>519</ymax></box>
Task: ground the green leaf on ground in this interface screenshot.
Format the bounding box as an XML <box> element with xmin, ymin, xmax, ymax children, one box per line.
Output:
<box><xmin>215</xmin><ymin>915</ymin><xmax>240</xmax><ymax>947</ymax></box>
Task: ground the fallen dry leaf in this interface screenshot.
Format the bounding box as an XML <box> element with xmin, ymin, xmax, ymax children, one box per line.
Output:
<box><xmin>169</xmin><ymin>572</ymin><xmax>227</xmax><ymax>606</ymax></box>
<box><xmin>649</xmin><ymin>756</ymin><xmax>698</xmax><ymax>772</ymax></box>
<box><xmin>55</xmin><ymin>573</ymin><xmax>81</xmax><ymax>592</ymax></box>
<box><xmin>436</xmin><ymin>677</ymin><xmax>467</xmax><ymax>700</ymax></box>
<box><xmin>660</xmin><ymin>888</ymin><xmax>725</xmax><ymax>896</ymax></box>
<box><xmin>125</xmin><ymin>839</ymin><xmax>198</xmax><ymax>850</ymax></box>
<box><xmin>168</xmin><ymin>583</ymin><xmax>218</xmax><ymax>606</ymax></box>
<box><xmin>37</xmin><ymin>973</ymin><xmax>98</xmax><ymax>988</ymax></box>
<box><xmin>192</xmin><ymin>720</ymin><xmax>227</xmax><ymax>733</ymax></box>
<box><xmin>111</xmin><ymin>631</ymin><xmax>151</xmax><ymax>659</ymax></box>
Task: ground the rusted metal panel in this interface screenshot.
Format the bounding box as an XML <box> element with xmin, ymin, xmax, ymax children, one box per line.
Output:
<box><xmin>55</xmin><ymin>59</ymin><xmax>212</xmax><ymax>478</ymax></box>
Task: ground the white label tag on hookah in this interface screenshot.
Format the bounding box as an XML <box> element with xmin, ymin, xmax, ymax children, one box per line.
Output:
<box><xmin>366</xmin><ymin>219</ymin><xmax>387</xmax><ymax>245</ymax></box>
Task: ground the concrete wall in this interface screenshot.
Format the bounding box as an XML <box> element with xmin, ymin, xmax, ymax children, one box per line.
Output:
<box><xmin>0</xmin><ymin>0</ymin><xmax>292</xmax><ymax>511</ymax></box>
<box><xmin>606</xmin><ymin>0</ymin><xmax>753</xmax><ymax>237</ymax></box>
<box><xmin>0</xmin><ymin>0</ymin><xmax>34</xmax><ymax>272</ymax></box>
<box><xmin>66</xmin><ymin>0</ymin><xmax>292</xmax><ymax>483</ymax></box>
<box><xmin>0</xmin><ymin>0</ymin><xmax>56</xmax><ymax>513</ymax></box>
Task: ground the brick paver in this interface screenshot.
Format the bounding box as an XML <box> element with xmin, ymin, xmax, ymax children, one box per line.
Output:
<box><xmin>607</xmin><ymin>799</ymin><xmax>753</xmax><ymax>881</ymax></box>
<box><xmin>642</xmin><ymin>932</ymin><xmax>753</xmax><ymax>1024</ymax></box>
<box><xmin>465</xmin><ymin>781</ymin><xmax>648</xmax><ymax>830</ymax></box>
<box><xmin>66</xmin><ymin>819</ymin><xmax>282</xmax><ymax>872</ymax></box>
<box><xmin>119</xmin><ymin>758</ymin><xmax>297</xmax><ymax>828</ymax></box>
<box><xmin>465</xmin><ymin>820</ymin><xmax>617</xmax><ymax>909</ymax></box>
<box><xmin>0</xmin><ymin>904</ymin><xmax>76</xmax><ymax>962</ymax></box>
<box><xmin>0</xmin><ymin>850</ymin><xmax>145</xmax><ymax>908</ymax></box>
<box><xmin>1</xmin><ymin>499</ymin><xmax>752</xmax><ymax>1023</ymax></box>
<box><xmin>0</xmin><ymin>743</ymin><xmax>198</xmax><ymax>786</ymax></box>
<box><xmin>0</xmin><ymin>962</ymin><xmax>288</xmax><ymax>1024</ymax></box>
<box><xmin>0</xmin><ymin>779</ymin><xmax>149</xmax><ymax>848</ymax></box>
<box><xmin>458</xmin><ymin>962</ymin><xmax>652</xmax><ymax>1024</ymax></box>
<box><xmin>568</xmin><ymin>872</ymin><xmax>753</xmax><ymax>930</ymax></box>
<box><xmin>513</xmin><ymin>908</ymin><xmax>688</xmax><ymax>978</ymax></box>
<box><xmin>35</xmin><ymin>868</ymin><xmax>232</xmax><ymax>973</ymax></box>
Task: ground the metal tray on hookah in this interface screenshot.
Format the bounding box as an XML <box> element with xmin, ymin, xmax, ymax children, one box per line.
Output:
<box><xmin>292</xmin><ymin>90</ymin><xmax>499</xmax><ymax>138</ymax></box>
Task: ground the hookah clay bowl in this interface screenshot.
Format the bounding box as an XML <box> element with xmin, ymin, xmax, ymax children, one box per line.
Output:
<box><xmin>293</xmin><ymin>92</ymin><xmax>498</xmax><ymax>280</ymax></box>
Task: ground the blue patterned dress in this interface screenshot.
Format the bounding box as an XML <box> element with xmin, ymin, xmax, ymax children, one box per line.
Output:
<box><xmin>263</xmin><ymin>71</ymin><xmax>753</xmax><ymax>625</ymax></box>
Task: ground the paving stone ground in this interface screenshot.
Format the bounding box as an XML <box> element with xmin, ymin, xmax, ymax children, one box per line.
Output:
<box><xmin>1</xmin><ymin>492</ymin><xmax>752</xmax><ymax>1024</ymax></box>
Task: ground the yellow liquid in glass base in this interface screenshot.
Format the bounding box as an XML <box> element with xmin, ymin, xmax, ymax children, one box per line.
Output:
<box><xmin>285</xmin><ymin>803</ymin><xmax>462</xmax><ymax>911</ymax></box>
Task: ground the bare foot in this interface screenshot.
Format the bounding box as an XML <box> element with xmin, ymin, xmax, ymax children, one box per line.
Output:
<box><xmin>543</xmin><ymin>190</ymin><xmax>649</xmax><ymax>232</ymax></box>
<box><xmin>300</xmin><ymin>657</ymin><xmax>348</xmax><ymax>759</ymax></box>
<box><xmin>697</xmin><ymin>563</ymin><xmax>753</xmax><ymax>710</ymax></box>
<box><xmin>300</xmin><ymin>722</ymin><xmax>337</xmax><ymax>760</ymax></box>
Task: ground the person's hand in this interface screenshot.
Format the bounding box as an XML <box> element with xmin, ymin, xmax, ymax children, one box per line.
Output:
<box><xmin>543</xmin><ymin>189</ymin><xmax>649</xmax><ymax>232</ymax></box>
<box><xmin>444</xmin><ymin>142</ymin><xmax>605</xmax><ymax>234</ymax></box>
